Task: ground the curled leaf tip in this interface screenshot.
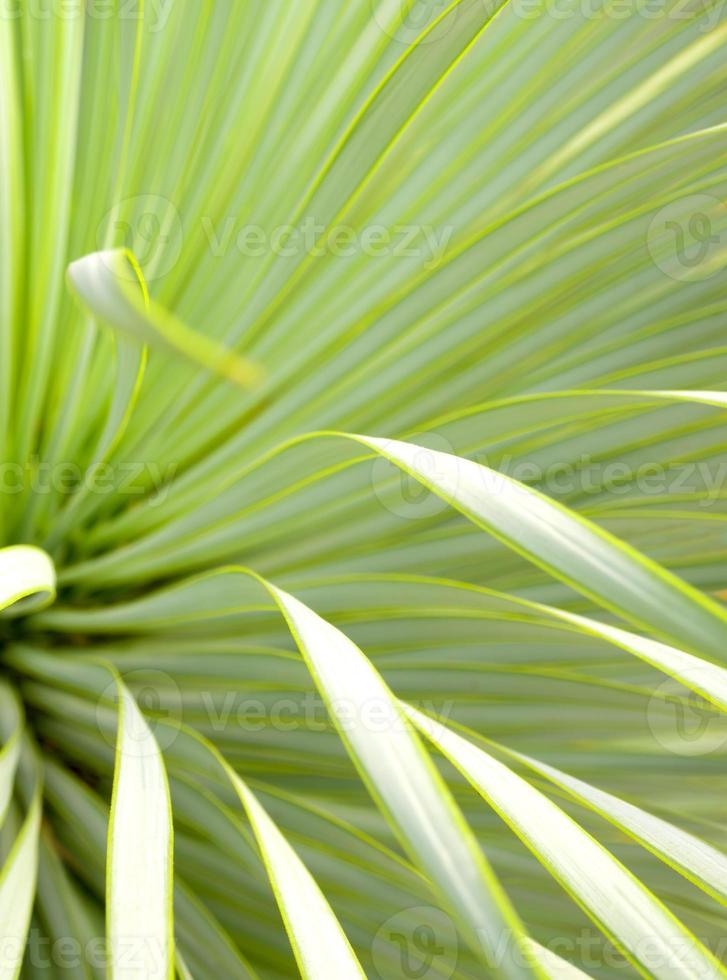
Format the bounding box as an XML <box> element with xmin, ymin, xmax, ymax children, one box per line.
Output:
<box><xmin>67</xmin><ymin>249</ymin><xmax>263</xmax><ymax>388</ymax></box>
<box><xmin>0</xmin><ymin>545</ymin><xmax>56</xmax><ymax>618</ymax></box>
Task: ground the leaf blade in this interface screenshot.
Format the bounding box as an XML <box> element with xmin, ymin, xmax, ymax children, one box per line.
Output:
<box><xmin>350</xmin><ymin>433</ymin><xmax>727</xmax><ymax>660</ymax></box>
<box><xmin>225</xmin><ymin>772</ymin><xmax>365</xmax><ymax>980</ymax></box>
<box><xmin>107</xmin><ymin>679</ymin><xmax>174</xmax><ymax>980</ymax></box>
<box><xmin>67</xmin><ymin>250</ymin><xmax>262</xmax><ymax>387</ymax></box>
<box><xmin>404</xmin><ymin>703</ymin><xmax>726</xmax><ymax>980</ymax></box>
<box><xmin>0</xmin><ymin>789</ymin><xmax>41</xmax><ymax>980</ymax></box>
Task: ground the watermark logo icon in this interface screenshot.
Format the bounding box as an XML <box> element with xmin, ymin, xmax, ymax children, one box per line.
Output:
<box><xmin>647</xmin><ymin>193</ymin><xmax>726</xmax><ymax>282</ymax></box>
<box><xmin>371</xmin><ymin>434</ymin><xmax>458</xmax><ymax>520</ymax></box>
<box><xmin>372</xmin><ymin>907</ymin><xmax>457</xmax><ymax>979</ymax></box>
<box><xmin>97</xmin><ymin>194</ymin><xmax>183</xmax><ymax>281</ymax></box>
<box><xmin>372</xmin><ymin>0</ymin><xmax>458</xmax><ymax>44</ymax></box>
<box><xmin>97</xmin><ymin>669</ymin><xmax>183</xmax><ymax>755</ymax></box>
<box><xmin>647</xmin><ymin>669</ymin><xmax>727</xmax><ymax>756</ymax></box>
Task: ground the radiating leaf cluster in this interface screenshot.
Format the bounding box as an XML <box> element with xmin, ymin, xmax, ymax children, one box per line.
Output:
<box><xmin>1</xmin><ymin>0</ymin><xmax>727</xmax><ymax>978</ymax></box>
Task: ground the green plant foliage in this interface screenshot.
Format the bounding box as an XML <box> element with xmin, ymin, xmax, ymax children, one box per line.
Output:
<box><xmin>1</xmin><ymin>1</ymin><xmax>727</xmax><ymax>977</ymax></box>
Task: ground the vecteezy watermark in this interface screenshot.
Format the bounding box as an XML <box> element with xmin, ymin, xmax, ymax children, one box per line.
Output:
<box><xmin>371</xmin><ymin>434</ymin><xmax>460</xmax><ymax>521</ymax></box>
<box><xmin>371</xmin><ymin>915</ymin><xmax>723</xmax><ymax>976</ymax></box>
<box><xmin>95</xmin><ymin>195</ymin><xmax>454</xmax><ymax>281</ymax></box>
<box><xmin>371</xmin><ymin>440</ymin><xmax>727</xmax><ymax>519</ymax></box>
<box><xmin>4</xmin><ymin>932</ymin><xmax>168</xmax><ymax>974</ymax></box>
<box><xmin>98</xmin><ymin>195</ymin><xmax>184</xmax><ymax>282</ymax></box>
<box><xmin>201</xmin><ymin>216</ymin><xmax>454</xmax><ymax>270</ymax></box>
<box><xmin>509</xmin><ymin>0</ymin><xmax>725</xmax><ymax>27</ymax></box>
<box><xmin>96</xmin><ymin>670</ymin><xmax>184</xmax><ymax>757</ymax></box>
<box><xmin>0</xmin><ymin>458</ymin><xmax>177</xmax><ymax>501</ymax></box>
<box><xmin>479</xmin><ymin>928</ymin><xmax>727</xmax><ymax>972</ymax></box>
<box><xmin>371</xmin><ymin>0</ymin><xmax>461</xmax><ymax>45</ymax></box>
<box><xmin>647</xmin><ymin>193</ymin><xmax>727</xmax><ymax>282</ymax></box>
<box><xmin>647</xmin><ymin>667</ymin><xmax>727</xmax><ymax>756</ymax></box>
<box><xmin>0</xmin><ymin>0</ymin><xmax>173</xmax><ymax>31</ymax></box>
<box><xmin>11</xmin><ymin>924</ymin><xmax>727</xmax><ymax>974</ymax></box>
<box><xmin>95</xmin><ymin>672</ymin><xmax>455</xmax><ymax>757</ymax></box>
<box><xmin>494</xmin><ymin>455</ymin><xmax>727</xmax><ymax>501</ymax></box>
<box><xmin>203</xmin><ymin>693</ymin><xmax>454</xmax><ymax>735</ymax></box>
<box><xmin>371</xmin><ymin>0</ymin><xmax>725</xmax><ymax>33</ymax></box>
<box><xmin>372</xmin><ymin>907</ymin><xmax>459</xmax><ymax>979</ymax></box>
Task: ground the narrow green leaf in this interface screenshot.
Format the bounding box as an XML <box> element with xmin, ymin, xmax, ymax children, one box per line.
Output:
<box><xmin>263</xmin><ymin>579</ymin><xmax>543</xmax><ymax>978</ymax></box>
<box><xmin>499</xmin><ymin>745</ymin><xmax>727</xmax><ymax>908</ymax></box>
<box><xmin>225</xmin><ymin>771</ymin><xmax>365</xmax><ymax>980</ymax></box>
<box><xmin>404</xmin><ymin>704</ymin><xmax>726</xmax><ymax>980</ymax></box>
<box><xmin>541</xmin><ymin>609</ymin><xmax>727</xmax><ymax>714</ymax></box>
<box><xmin>0</xmin><ymin>17</ymin><xmax>24</xmax><ymax>457</ymax></box>
<box><xmin>175</xmin><ymin>951</ymin><xmax>193</xmax><ymax>980</ymax></box>
<box><xmin>36</xmin><ymin>828</ymin><xmax>100</xmax><ymax>980</ymax></box>
<box><xmin>527</xmin><ymin>942</ymin><xmax>592</xmax><ymax>979</ymax></box>
<box><xmin>107</xmin><ymin>678</ymin><xmax>174</xmax><ymax>980</ymax></box>
<box><xmin>348</xmin><ymin>434</ymin><xmax>727</xmax><ymax>660</ymax></box>
<box><xmin>0</xmin><ymin>789</ymin><xmax>41</xmax><ymax>980</ymax></box>
<box><xmin>0</xmin><ymin>685</ymin><xmax>22</xmax><ymax>832</ymax></box>
<box><xmin>0</xmin><ymin>649</ymin><xmax>347</xmax><ymax>978</ymax></box>
<box><xmin>174</xmin><ymin>880</ymin><xmax>259</xmax><ymax>980</ymax></box>
<box><xmin>67</xmin><ymin>250</ymin><xmax>262</xmax><ymax>387</ymax></box>
<box><xmin>115</xmin><ymin>718</ymin><xmax>359</xmax><ymax>980</ymax></box>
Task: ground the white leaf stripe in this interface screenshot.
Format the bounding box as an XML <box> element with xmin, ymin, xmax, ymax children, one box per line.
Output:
<box><xmin>527</xmin><ymin>941</ymin><xmax>593</xmax><ymax>979</ymax></box>
<box><xmin>4</xmin><ymin>0</ymin><xmax>727</xmax><ymax>973</ymax></box>
<box><xmin>403</xmin><ymin>704</ymin><xmax>726</xmax><ymax>980</ymax></box>
<box><xmin>357</xmin><ymin>573</ymin><xmax>727</xmax><ymax>719</ymax></box>
<box><xmin>284</xmin><ymin>571</ymin><xmax>727</xmax><ymax>721</ymax></box>
<box><xmin>0</xmin><ymin>789</ymin><xmax>41</xmax><ymax>980</ymax></box>
<box><xmin>264</xmin><ymin>581</ymin><xmax>544</xmax><ymax>979</ymax></box>
<box><xmin>0</xmin><ymin>545</ymin><xmax>55</xmax><ymax>618</ymax></box>
<box><xmin>549</xmin><ymin>609</ymin><xmax>727</xmax><ymax>713</ymax></box>
<box><xmin>160</xmin><ymin>723</ymin><xmax>362</xmax><ymax>979</ymax></box>
<box><xmin>0</xmin><ymin>646</ymin><xmax>358</xmax><ymax>978</ymax></box>
<box><xmin>41</xmin><ymin>559</ymin><xmax>727</xmax><ymax>733</ymax></box>
<box><xmin>31</xmin><ymin>560</ymin><xmax>727</xmax><ymax>970</ymax></box>
<box><xmin>348</xmin><ymin>434</ymin><xmax>727</xmax><ymax>661</ymax></box>
<box><xmin>53</xmin><ymin>387</ymin><xmax>727</xmax><ymax>591</ymax></box>
<box><xmin>107</xmin><ymin>679</ymin><xmax>174</xmax><ymax>980</ymax></box>
<box><xmin>175</xmin><ymin>949</ymin><xmax>194</xmax><ymax>980</ymax></box>
<box><xmin>497</xmin><ymin>745</ymin><xmax>727</xmax><ymax>907</ymax></box>
<box><xmin>227</xmin><ymin>771</ymin><xmax>365</xmax><ymax>980</ymax></box>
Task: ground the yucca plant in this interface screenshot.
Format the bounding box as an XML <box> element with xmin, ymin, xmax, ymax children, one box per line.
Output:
<box><xmin>1</xmin><ymin>0</ymin><xmax>727</xmax><ymax>977</ymax></box>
